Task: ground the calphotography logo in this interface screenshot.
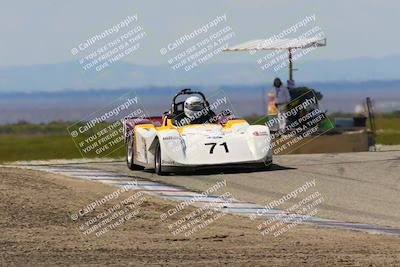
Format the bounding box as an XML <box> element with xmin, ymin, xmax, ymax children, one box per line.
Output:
<box><xmin>71</xmin><ymin>14</ymin><xmax>146</xmax><ymax>72</ymax></box>
<box><xmin>252</xmin><ymin>179</ymin><xmax>325</xmax><ymax>237</ymax></box>
<box><xmin>67</xmin><ymin>91</ymin><xmax>151</xmax><ymax>158</ymax></box>
<box><xmin>160</xmin><ymin>14</ymin><xmax>236</xmax><ymax>72</ymax></box>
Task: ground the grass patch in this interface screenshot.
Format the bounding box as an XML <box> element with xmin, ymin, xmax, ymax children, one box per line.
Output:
<box><xmin>375</xmin><ymin>117</ymin><xmax>400</xmax><ymax>145</ymax></box>
<box><xmin>0</xmin><ymin>135</ymin><xmax>124</xmax><ymax>163</ymax></box>
<box><xmin>375</xmin><ymin>132</ymin><xmax>400</xmax><ymax>145</ymax></box>
<box><xmin>0</xmin><ymin>135</ymin><xmax>79</xmax><ymax>162</ymax></box>
<box><xmin>0</xmin><ymin>122</ymin><xmax>70</xmax><ymax>135</ymax></box>
<box><xmin>375</xmin><ymin>118</ymin><xmax>400</xmax><ymax>131</ymax></box>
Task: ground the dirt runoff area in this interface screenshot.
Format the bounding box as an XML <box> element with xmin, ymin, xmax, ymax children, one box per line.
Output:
<box><xmin>1</xmin><ymin>167</ymin><xmax>400</xmax><ymax>267</ymax></box>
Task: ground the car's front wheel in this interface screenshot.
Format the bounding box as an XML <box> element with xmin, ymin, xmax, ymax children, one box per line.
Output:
<box><xmin>154</xmin><ymin>140</ymin><xmax>167</xmax><ymax>175</ymax></box>
<box><xmin>126</xmin><ymin>135</ymin><xmax>144</xmax><ymax>170</ymax></box>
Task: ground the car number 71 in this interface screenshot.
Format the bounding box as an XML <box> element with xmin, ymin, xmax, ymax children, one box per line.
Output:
<box><xmin>205</xmin><ymin>142</ymin><xmax>229</xmax><ymax>154</ymax></box>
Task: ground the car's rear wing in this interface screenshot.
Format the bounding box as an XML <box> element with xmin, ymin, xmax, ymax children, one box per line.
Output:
<box><xmin>122</xmin><ymin>116</ymin><xmax>163</xmax><ymax>142</ymax></box>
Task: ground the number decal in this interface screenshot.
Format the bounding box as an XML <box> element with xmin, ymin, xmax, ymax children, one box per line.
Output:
<box><xmin>205</xmin><ymin>142</ymin><xmax>229</xmax><ymax>154</ymax></box>
<box><xmin>205</xmin><ymin>143</ymin><xmax>217</xmax><ymax>154</ymax></box>
<box><xmin>220</xmin><ymin>142</ymin><xmax>229</xmax><ymax>153</ymax></box>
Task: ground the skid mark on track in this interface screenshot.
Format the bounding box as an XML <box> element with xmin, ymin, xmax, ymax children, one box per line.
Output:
<box><xmin>8</xmin><ymin>163</ymin><xmax>400</xmax><ymax>237</ymax></box>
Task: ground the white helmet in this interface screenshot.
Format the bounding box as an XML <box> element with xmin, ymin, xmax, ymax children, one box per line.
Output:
<box><xmin>184</xmin><ymin>96</ymin><xmax>205</xmax><ymax>118</ymax></box>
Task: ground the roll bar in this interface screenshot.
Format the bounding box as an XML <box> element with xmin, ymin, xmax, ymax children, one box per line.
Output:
<box><xmin>172</xmin><ymin>88</ymin><xmax>207</xmax><ymax>105</ymax></box>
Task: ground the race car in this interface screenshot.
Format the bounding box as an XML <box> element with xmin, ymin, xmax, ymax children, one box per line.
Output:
<box><xmin>122</xmin><ymin>89</ymin><xmax>272</xmax><ymax>175</ymax></box>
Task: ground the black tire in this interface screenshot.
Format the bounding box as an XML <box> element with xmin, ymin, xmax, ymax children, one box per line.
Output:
<box><xmin>126</xmin><ymin>135</ymin><xmax>144</xmax><ymax>170</ymax></box>
<box><xmin>154</xmin><ymin>140</ymin><xmax>167</xmax><ymax>175</ymax></box>
<box><xmin>262</xmin><ymin>159</ymin><xmax>273</xmax><ymax>170</ymax></box>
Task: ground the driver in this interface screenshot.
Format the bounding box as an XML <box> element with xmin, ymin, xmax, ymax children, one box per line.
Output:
<box><xmin>176</xmin><ymin>96</ymin><xmax>215</xmax><ymax>126</ymax></box>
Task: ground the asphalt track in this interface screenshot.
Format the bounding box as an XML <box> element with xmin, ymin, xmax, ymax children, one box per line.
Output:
<box><xmin>83</xmin><ymin>151</ymin><xmax>400</xmax><ymax>228</ymax></box>
<box><xmin>7</xmin><ymin>150</ymin><xmax>400</xmax><ymax>236</ymax></box>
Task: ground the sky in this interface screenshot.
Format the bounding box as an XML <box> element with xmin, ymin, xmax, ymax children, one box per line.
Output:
<box><xmin>0</xmin><ymin>0</ymin><xmax>399</xmax><ymax>66</ymax></box>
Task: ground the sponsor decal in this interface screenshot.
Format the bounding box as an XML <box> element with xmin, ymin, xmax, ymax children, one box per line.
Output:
<box><xmin>253</xmin><ymin>131</ymin><xmax>269</xmax><ymax>136</ymax></box>
<box><xmin>163</xmin><ymin>136</ymin><xmax>180</xmax><ymax>140</ymax></box>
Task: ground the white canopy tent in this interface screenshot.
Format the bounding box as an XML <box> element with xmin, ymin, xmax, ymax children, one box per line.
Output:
<box><xmin>224</xmin><ymin>37</ymin><xmax>327</xmax><ymax>81</ymax></box>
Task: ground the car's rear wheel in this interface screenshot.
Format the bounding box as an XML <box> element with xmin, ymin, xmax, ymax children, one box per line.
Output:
<box><xmin>126</xmin><ymin>135</ymin><xmax>144</xmax><ymax>170</ymax></box>
<box><xmin>154</xmin><ymin>140</ymin><xmax>166</xmax><ymax>175</ymax></box>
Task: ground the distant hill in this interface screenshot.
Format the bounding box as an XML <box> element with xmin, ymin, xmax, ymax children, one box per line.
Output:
<box><xmin>1</xmin><ymin>55</ymin><xmax>400</xmax><ymax>92</ymax></box>
<box><xmin>0</xmin><ymin>81</ymin><xmax>399</xmax><ymax>124</ymax></box>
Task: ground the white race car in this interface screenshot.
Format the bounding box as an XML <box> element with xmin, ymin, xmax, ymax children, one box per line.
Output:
<box><xmin>122</xmin><ymin>89</ymin><xmax>272</xmax><ymax>175</ymax></box>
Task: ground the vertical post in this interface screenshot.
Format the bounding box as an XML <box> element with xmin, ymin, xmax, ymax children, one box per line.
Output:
<box><xmin>288</xmin><ymin>48</ymin><xmax>293</xmax><ymax>81</ymax></box>
<box><xmin>366</xmin><ymin>97</ymin><xmax>376</xmax><ymax>151</ymax></box>
<box><xmin>262</xmin><ymin>87</ymin><xmax>267</xmax><ymax>115</ymax></box>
